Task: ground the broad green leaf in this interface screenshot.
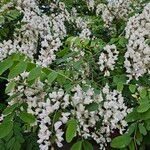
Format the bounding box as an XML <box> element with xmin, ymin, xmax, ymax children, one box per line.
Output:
<box><xmin>111</xmin><ymin>134</ymin><xmax>132</xmax><ymax>148</ymax></box>
<box><xmin>137</xmin><ymin>102</ymin><xmax>150</xmax><ymax>113</ymax></box>
<box><xmin>8</xmin><ymin>61</ymin><xmax>27</xmax><ymax>79</ymax></box>
<box><xmin>0</xmin><ymin>120</ymin><xmax>13</xmax><ymax>138</ymax></box>
<box><xmin>26</xmin><ymin>63</ymin><xmax>36</xmax><ymax>72</ymax></box>
<box><xmin>139</xmin><ymin>96</ymin><xmax>149</xmax><ymax>104</ymax></box>
<box><xmin>125</xmin><ymin>109</ymin><xmax>141</xmax><ymax>122</ymax></box>
<box><xmin>140</xmin><ymin>88</ymin><xmax>147</xmax><ymax>99</ymax></box>
<box><xmin>47</xmin><ymin>71</ymin><xmax>58</xmax><ymax>84</ymax></box>
<box><xmin>66</xmin><ymin>119</ymin><xmax>77</xmax><ymax>143</ymax></box>
<box><xmin>27</xmin><ymin>67</ymin><xmax>41</xmax><ymax>81</ymax></box>
<box><xmin>86</xmin><ymin>102</ymin><xmax>99</xmax><ymax>112</ymax></box>
<box><xmin>138</xmin><ymin>123</ymin><xmax>147</xmax><ymax>135</ymax></box>
<box><xmin>0</xmin><ymin>59</ymin><xmax>13</xmax><ymax>75</ymax></box>
<box><xmin>71</xmin><ymin>141</ymin><xmax>82</xmax><ymax>150</ymax></box>
<box><xmin>19</xmin><ymin>112</ymin><xmax>36</xmax><ymax>124</ymax></box>
<box><xmin>3</xmin><ymin>103</ymin><xmax>18</xmax><ymax>115</ymax></box>
<box><xmin>5</xmin><ymin>82</ymin><xmax>16</xmax><ymax>94</ymax></box>
<box><xmin>83</xmin><ymin>140</ymin><xmax>93</xmax><ymax>150</ymax></box>
<box><xmin>129</xmin><ymin>84</ymin><xmax>136</xmax><ymax>93</ymax></box>
<box><xmin>117</xmin><ymin>82</ymin><xmax>124</xmax><ymax>92</ymax></box>
<box><xmin>10</xmin><ymin>53</ymin><xmax>25</xmax><ymax>61</ymax></box>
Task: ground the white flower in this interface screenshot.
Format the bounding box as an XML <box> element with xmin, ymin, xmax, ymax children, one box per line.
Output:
<box><xmin>54</xmin><ymin>121</ymin><xmax>62</xmax><ymax>131</ymax></box>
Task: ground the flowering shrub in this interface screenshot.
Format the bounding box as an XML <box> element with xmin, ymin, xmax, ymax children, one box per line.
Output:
<box><xmin>0</xmin><ymin>0</ymin><xmax>150</xmax><ymax>150</ymax></box>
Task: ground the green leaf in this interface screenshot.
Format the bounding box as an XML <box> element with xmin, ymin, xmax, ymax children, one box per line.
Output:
<box><xmin>118</xmin><ymin>37</ymin><xmax>127</xmax><ymax>47</ymax></box>
<box><xmin>3</xmin><ymin>130</ymin><xmax>13</xmax><ymax>142</ymax></box>
<box><xmin>140</xmin><ymin>88</ymin><xmax>147</xmax><ymax>99</ymax></box>
<box><xmin>3</xmin><ymin>103</ymin><xmax>18</xmax><ymax>115</ymax></box>
<box><xmin>6</xmin><ymin>9</ymin><xmax>21</xmax><ymax>21</ymax></box>
<box><xmin>113</xmin><ymin>75</ymin><xmax>127</xmax><ymax>85</ymax></box>
<box><xmin>0</xmin><ymin>140</ymin><xmax>5</xmax><ymax>150</ymax></box>
<box><xmin>129</xmin><ymin>84</ymin><xmax>136</xmax><ymax>93</ymax></box>
<box><xmin>86</xmin><ymin>102</ymin><xmax>99</xmax><ymax>112</ymax></box>
<box><xmin>19</xmin><ymin>112</ymin><xmax>36</xmax><ymax>124</ymax></box>
<box><xmin>129</xmin><ymin>140</ymin><xmax>135</xmax><ymax>150</ymax></box>
<box><xmin>138</xmin><ymin>123</ymin><xmax>147</xmax><ymax>135</ymax></box>
<box><xmin>27</xmin><ymin>67</ymin><xmax>41</xmax><ymax>81</ymax></box>
<box><xmin>4</xmin><ymin>113</ymin><xmax>15</xmax><ymax>122</ymax></box>
<box><xmin>71</xmin><ymin>141</ymin><xmax>82</xmax><ymax>150</ymax></box>
<box><xmin>145</xmin><ymin>120</ymin><xmax>150</xmax><ymax>131</ymax></box>
<box><xmin>128</xmin><ymin>123</ymin><xmax>137</xmax><ymax>135</ymax></box>
<box><xmin>8</xmin><ymin>61</ymin><xmax>27</xmax><ymax>79</ymax></box>
<box><xmin>137</xmin><ymin>102</ymin><xmax>150</xmax><ymax>113</ymax></box>
<box><xmin>111</xmin><ymin>134</ymin><xmax>132</xmax><ymax>148</ymax></box>
<box><xmin>13</xmin><ymin>141</ymin><xmax>21</xmax><ymax>150</ymax></box>
<box><xmin>66</xmin><ymin>119</ymin><xmax>77</xmax><ymax>143</ymax></box>
<box><xmin>0</xmin><ymin>16</ymin><xmax>5</xmax><ymax>24</ymax></box>
<box><xmin>117</xmin><ymin>82</ymin><xmax>124</xmax><ymax>92</ymax></box>
<box><xmin>0</xmin><ymin>120</ymin><xmax>13</xmax><ymax>139</ymax></box>
<box><xmin>53</xmin><ymin>111</ymin><xmax>62</xmax><ymax>123</ymax></box>
<box><xmin>6</xmin><ymin>93</ymin><xmax>22</xmax><ymax>102</ymax></box>
<box><xmin>125</xmin><ymin>109</ymin><xmax>141</xmax><ymax>122</ymax></box>
<box><xmin>7</xmin><ymin>137</ymin><xmax>16</xmax><ymax>149</ymax></box>
<box><xmin>142</xmin><ymin>109</ymin><xmax>150</xmax><ymax>120</ymax></box>
<box><xmin>83</xmin><ymin>140</ymin><xmax>93</xmax><ymax>150</ymax></box>
<box><xmin>5</xmin><ymin>82</ymin><xmax>16</xmax><ymax>94</ymax></box>
<box><xmin>47</xmin><ymin>71</ymin><xmax>58</xmax><ymax>84</ymax></box>
<box><xmin>0</xmin><ymin>59</ymin><xmax>13</xmax><ymax>75</ymax></box>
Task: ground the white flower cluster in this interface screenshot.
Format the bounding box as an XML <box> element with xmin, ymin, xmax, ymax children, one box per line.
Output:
<box><xmin>5</xmin><ymin>72</ymin><xmax>71</xmax><ymax>150</ymax></box>
<box><xmin>101</xmin><ymin>84</ymin><xmax>131</xmax><ymax>135</ymax></box>
<box><xmin>4</xmin><ymin>71</ymin><xmax>130</xmax><ymax>150</ymax></box>
<box><xmin>124</xmin><ymin>3</ymin><xmax>150</xmax><ymax>80</ymax></box>
<box><xmin>0</xmin><ymin>0</ymin><xmax>68</xmax><ymax>67</ymax></box>
<box><xmin>98</xmin><ymin>44</ymin><xmax>119</xmax><ymax>76</ymax></box>
<box><xmin>96</xmin><ymin>0</ymin><xmax>132</xmax><ymax>26</ymax></box>
<box><xmin>71</xmin><ymin>84</ymin><xmax>130</xmax><ymax>149</ymax></box>
<box><xmin>86</xmin><ymin>0</ymin><xmax>95</xmax><ymax>11</ymax></box>
<box><xmin>75</xmin><ymin>17</ymin><xmax>91</xmax><ymax>39</ymax></box>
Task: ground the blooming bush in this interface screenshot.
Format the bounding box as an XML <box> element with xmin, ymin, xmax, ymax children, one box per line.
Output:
<box><xmin>0</xmin><ymin>0</ymin><xmax>150</xmax><ymax>150</ymax></box>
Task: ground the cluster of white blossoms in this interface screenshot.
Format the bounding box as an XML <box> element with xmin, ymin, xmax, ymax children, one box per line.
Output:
<box><xmin>3</xmin><ymin>71</ymin><xmax>130</xmax><ymax>150</ymax></box>
<box><xmin>6</xmin><ymin>72</ymin><xmax>71</xmax><ymax>150</ymax></box>
<box><xmin>96</xmin><ymin>0</ymin><xmax>132</xmax><ymax>26</ymax></box>
<box><xmin>75</xmin><ymin>17</ymin><xmax>91</xmax><ymax>39</ymax></box>
<box><xmin>124</xmin><ymin>3</ymin><xmax>150</xmax><ymax>80</ymax></box>
<box><xmin>71</xmin><ymin>84</ymin><xmax>130</xmax><ymax>150</ymax></box>
<box><xmin>98</xmin><ymin>44</ymin><xmax>119</xmax><ymax>76</ymax></box>
<box><xmin>1</xmin><ymin>0</ymin><xmax>149</xmax><ymax>150</ymax></box>
<box><xmin>0</xmin><ymin>0</ymin><xmax>68</xmax><ymax>67</ymax></box>
<box><xmin>86</xmin><ymin>0</ymin><xmax>95</xmax><ymax>11</ymax></box>
<box><xmin>0</xmin><ymin>0</ymin><xmax>93</xmax><ymax>66</ymax></box>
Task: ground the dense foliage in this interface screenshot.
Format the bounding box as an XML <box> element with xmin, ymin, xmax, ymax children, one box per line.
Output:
<box><xmin>0</xmin><ymin>0</ymin><xmax>150</xmax><ymax>150</ymax></box>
